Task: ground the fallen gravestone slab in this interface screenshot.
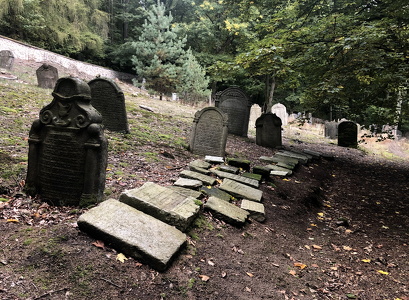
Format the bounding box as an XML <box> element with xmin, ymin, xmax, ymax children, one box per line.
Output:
<box><xmin>200</xmin><ymin>186</ymin><xmax>232</xmax><ymax>202</ymax></box>
<box><xmin>211</xmin><ymin>169</ymin><xmax>259</xmax><ymax>188</ymax></box>
<box><xmin>302</xmin><ymin>149</ymin><xmax>322</xmax><ymax>159</ymax></box>
<box><xmin>205</xmin><ymin>156</ymin><xmax>224</xmax><ymax>164</ymax></box>
<box><xmin>260</xmin><ymin>155</ymin><xmax>299</xmax><ymax>167</ymax></box>
<box><xmin>189</xmin><ymin>159</ymin><xmax>211</xmax><ymax>170</ymax></box>
<box><xmin>204</xmin><ymin>196</ymin><xmax>249</xmax><ymax>226</ymax></box>
<box><xmin>119</xmin><ymin>182</ymin><xmax>200</xmax><ymax>232</ymax></box>
<box><xmin>275</xmin><ymin>152</ymin><xmax>307</xmax><ymax>165</ymax></box>
<box><xmin>227</xmin><ymin>158</ymin><xmax>251</xmax><ymax>171</ymax></box>
<box><xmin>241</xmin><ymin>199</ymin><xmax>265</xmax><ymax>222</ymax></box>
<box><xmin>219</xmin><ymin>179</ymin><xmax>263</xmax><ymax>202</ymax></box>
<box><xmin>270</xmin><ymin>170</ymin><xmax>290</xmax><ymax>177</ymax></box>
<box><xmin>219</xmin><ymin>165</ymin><xmax>239</xmax><ymax>174</ymax></box>
<box><xmin>180</xmin><ymin>170</ymin><xmax>217</xmax><ymax>186</ymax></box>
<box><xmin>77</xmin><ymin>199</ymin><xmax>186</xmax><ymax>271</ymax></box>
<box><xmin>168</xmin><ymin>186</ymin><xmax>203</xmax><ymax>199</ymax></box>
<box><xmin>278</xmin><ymin>150</ymin><xmax>311</xmax><ymax>163</ymax></box>
<box><xmin>264</xmin><ymin>165</ymin><xmax>292</xmax><ymax>176</ymax></box>
<box><xmin>173</xmin><ymin>178</ymin><xmax>202</xmax><ymax>189</ymax></box>
<box><xmin>242</xmin><ymin>172</ymin><xmax>262</xmax><ymax>183</ymax></box>
<box><xmin>252</xmin><ymin>166</ymin><xmax>272</xmax><ymax>179</ymax></box>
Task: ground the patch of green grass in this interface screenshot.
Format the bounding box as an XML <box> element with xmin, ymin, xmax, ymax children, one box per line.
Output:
<box><xmin>193</xmin><ymin>215</ymin><xmax>214</xmax><ymax>231</ymax></box>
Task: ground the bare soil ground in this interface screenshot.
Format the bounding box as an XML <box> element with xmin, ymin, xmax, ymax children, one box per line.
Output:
<box><xmin>0</xmin><ymin>59</ymin><xmax>408</xmax><ymax>300</ymax></box>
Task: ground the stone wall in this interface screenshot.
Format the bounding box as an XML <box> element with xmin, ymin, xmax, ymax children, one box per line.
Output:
<box><xmin>0</xmin><ymin>35</ymin><xmax>135</xmax><ymax>82</ymax></box>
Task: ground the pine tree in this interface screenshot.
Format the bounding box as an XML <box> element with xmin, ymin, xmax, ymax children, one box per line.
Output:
<box><xmin>131</xmin><ymin>0</ymin><xmax>186</xmax><ymax>99</ymax></box>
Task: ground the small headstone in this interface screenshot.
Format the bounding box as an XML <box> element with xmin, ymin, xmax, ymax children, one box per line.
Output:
<box><xmin>200</xmin><ymin>186</ymin><xmax>232</xmax><ymax>202</ymax></box>
<box><xmin>174</xmin><ymin>178</ymin><xmax>202</xmax><ymax>189</ymax></box>
<box><xmin>77</xmin><ymin>199</ymin><xmax>186</xmax><ymax>271</ymax></box>
<box><xmin>36</xmin><ymin>64</ymin><xmax>58</xmax><ymax>89</ymax></box>
<box><xmin>204</xmin><ymin>196</ymin><xmax>249</xmax><ymax>226</ymax></box>
<box><xmin>219</xmin><ymin>179</ymin><xmax>263</xmax><ymax>202</ymax></box>
<box><xmin>215</xmin><ymin>87</ymin><xmax>252</xmax><ymax>136</ymax></box>
<box><xmin>25</xmin><ymin>77</ymin><xmax>107</xmax><ymax>207</ymax></box>
<box><xmin>88</xmin><ymin>77</ymin><xmax>129</xmax><ymax>133</ymax></box>
<box><xmin>255</xmin><ymin>113</ymin><xmax>282</xmax><ymax>148</ymax></box>
<box><xmin>252</xmin><ymin>166</ymin><xmax>272</xmax><ymax>179</ymax></box>
<box><xmin>189</xmin><ymin>107</ymin><xmax>228</xmax><ymax>156</ymax></box>
<box><xmin>240</xmin><ymin>200</ymin><xmax>265</xmax><ymax>222</ymax></box>
<box><xmin>227</xmin><ymin>158</ymin><xmax>251</xmax><ymax>171</ymax></box>
<box><xmin>119</xmin><ymin>182</ymin><xmax>200</xmax><ymax>232</ymax></box>
<box><xmin>271</xmin><ymin>103</ymin><xmax>288</xmax><ymax>125</ymax></box>
<box><xmin>248</xmin><ymin>104</ymin><xmax>262</xmax><ymax>135</ymax></box>
<box><xmin>219</xmin><ymin>165</ymin><xmax>240</xmax><ymax>174</ymax></box>
<box><xmin>211</xmin><ymin>169</ymin><xmax>259</xmax><ymax>188</ymax></box>
<box><xmin>180</xmin><ymin>170</ymin><xmax>217</xmax><ymax>186</ymax></box>
<box><xmin>338</xmin><ymin>121</ymin><xmax>358</xmax><ymax>148</ymax></box>
<box><xmin>0</xmin><ymin>50</ymin><xmax>14</xmax><ymax>70</ymax></box>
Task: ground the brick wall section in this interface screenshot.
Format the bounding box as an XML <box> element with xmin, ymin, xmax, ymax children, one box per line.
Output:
<box><xmin>0</xmin><ymin>35</ymin><xmax>135</xmax><ymax>82</ymax></box>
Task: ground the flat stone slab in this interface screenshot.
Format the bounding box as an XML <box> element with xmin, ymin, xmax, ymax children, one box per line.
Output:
<box><xmin>211</xmin><ymin>169</ymin><xmax>259</xmax><ymax>188</ymax></box>
<box><xmin>119</xmin><ymin>182</ymin><xmax>200</xmax><ymax>232</ymax></box>
<box><xmin>277</xmin><ymin>151</ymin><xmax>310</xmax><ymax>164</ymax></box>
<box><xmin>270</xmin><ymin>170</ymin><xmax>290</xmax><ymax>177</ymax></box>
<box><xmin>204</xmin><ymin>196</ymin><xmax>249</xmax><ymax>226</ymax></box>
<box><xmin>200</xmin><ymin>186</ymin><xmax>232</xmax><ymax>202</ymax></box>
<box><xmin>77</xmin><ymin>199</ymin><xmax>186</xmax><ymax>271</ymax></box>
<box><xmin>276</xmin><ymin>161</ymin><xmax>296</xmax><ymax>170</ymax></box>
<box><xmin>241</xmin><ymin>200</ymin><xmax>265</xmax><ymax>222</ymax></box>
<box><xmin>168</xmin><ymin>186</ymin><xmax>203</xmax><ymax>199</ymax></box>
<box><xmin>174</xmin><ymin>178</ymin><xmax>202</xmax><ymax>189</ymax></box>
<box><xmin>252</xmin><ymin>166</ymin><xmax>272</xmax><ymax>179</ymax></box>
<box><xmin>264</xmin><ymin>164</ymin><xmax>293</xmax><ymax>176</ymax></box>
<box><xmin>189</xmin><ymin>159</ymin><xmax>211</xmax><ymax>170</ymax></box>
<box><xmin>303</xmin><ymin>149</ymin><xmax>322</xmax><ymax>159</ymax></box>
<box><xmin>227</xmin><ymin>158</ymin><xmax>251</xmax><ymax>171</ymax></box>
<box><xmin>260</xmin><ymin>155</ymin><xmax>298</xmax><ymax>167</ymax></box>
<box><xmin>180</xmin><ymin>170</ymin><xmax>217</xmax><ymax>186</ymax></box>
<box><xmin>219</xmin><ymin>179</ymin><xmax>263</xmax><ymax>202</ymax></box>
<box><xmin>242</xmin><ymin>172</ymin><xmax>262</xmax><ymax>182</ymax></box>
<box><xmin>189</xmin><ymin>165</ymin><xmax>211</xmax><ymax>175</ymax></box>
<box><xmin>219</xmin><ymin>165</ymin><xmax>239</xmax><ymax>174</ymax></box>
<box><xmin>205</xmin><ymin>155</ymin><xmax>224</xmax><ymax>164</ymax></box>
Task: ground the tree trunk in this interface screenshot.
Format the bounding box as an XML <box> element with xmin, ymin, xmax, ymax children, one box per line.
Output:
<box><xmin>266</xmin><ymin>75</ymin><xmax>276</xmax><ymax>112</ymax></box>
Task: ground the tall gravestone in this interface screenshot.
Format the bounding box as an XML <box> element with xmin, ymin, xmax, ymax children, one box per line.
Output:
<box><xmin>0</xmin><ymin>50</ymin><xmax>14</xmax><ymax>70</ymax></box>
<box><xmin>25</xmin><ymin>77</ymin><xmax>108</xmax><ymax>207</ymax></box>
<box><xmin>36</xmin><ymin>64</ymin><xmax>59</xmax><ymax>89</ymax></box>
<box><xmin>255</xmin><ymin>113</ymin><xmax>282</xmax><ymax>148</ymax></box>
<box><xmin>325</xmin><ymin>121</ymin><xmax>338</xmax><ymax>139</ymax></box>
<box><xmin>215</xmin><ymin>87</ymin><xmax>251</xmax><ymax>137</ymax></box>
<box><xmin>248</xmin><ymin>104</ymin><xmax>262</xmax><ymax>135</ymax></box>
<box><xmin>271</xmin><ymin>103</ymin><xmax>288</xmax><ymax>125</ymax></box>
<box><xmin>338</xmin><ymin>121</ymin><xmax>358</xmax><ymax>148</ymax></box>
<box><xmin>88</xmin><ymin>77</ymin><xmax>129</xmax><ymax>133</ymax></box>
<box><xmin>189</xmin><ymin>107</ymin><xmax>228</xmax><ymax>157</ymax></box>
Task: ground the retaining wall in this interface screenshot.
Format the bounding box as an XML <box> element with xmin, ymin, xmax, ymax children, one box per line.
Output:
<box><xmin>0</xmin><ymin>35</ymin><xmax>135</xmax><ymax>82</ymax></box>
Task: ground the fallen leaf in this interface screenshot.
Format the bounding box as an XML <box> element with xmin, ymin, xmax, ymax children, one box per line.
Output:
<box><xmin>361</xmin><ymin>259</ymin><xmax>371</xmax><ymax>263</ymax></box>
<box><xmin>207</xmin><ymin>260</ymin><xmax>215</xmax><ymax>266</ymax></box>
<box><xmin>92</xmin><ymin>240</ymin><xmax>105</xmax><ymax>249</ymax></box>
<box><xmin>377</xmin><ymin>270</ymin><xmax>389</xmax><ymax>275</ymax></box>
<box><xmin>246</xmin><ymin>272</ymin><xmax>254</xmax><ymax>277</ymax></box>
<box><xmin>312</xmin><ymin>244</ymin><xmax>322</xmax><ymax>250</ymax></box>
<box><xmin>6</xmin><ymin>219</ymin><xmax>19</xmax><ymax>223</ymax></box>
<box><xmin>305</xmin><ymin>245</ymin><xmax>311</xmax><ymax>250</ymax></box>
<box><xmin>343</xmin><ymin>246</ymin><xmax>353</xmax><ymax>251</ymax></box>
<box><xmin>289</xmin><ymin>270</ymin><xmax>297</xmax><ymax>276</ymax></box>
<box><xmin>116</xmin><ymin>253</ymin><xmax>128</xmax><ymax>263</ymax></box>
<box><xmin>346</xmin><ymin>293</ymin><xmax>357</xmax><ymax>299</ymax></box>
<box><xmin>311</xmin><ymin>264</ymin><xmax>319</xmax><ymax>268</ymax></box>
<box><xmin>294</xmin><ymin>262</ymin><xmax>307</xmax><ymax>269</ymax></box>
<box><xmin>245</xmin><ymin>287</ymin><xmax>251</xmax><ymax>292</ymax></box>
<box><xmin>221</xmin><ymin>271</ymin><xmax>227</xmax><ymax>278</ymax></box>
<box><xmin>198</xmin><ymin>274</ymin><xmax>210</xmax><ymax>282</ymax></box>
<box><xmin>331</xmin><ymin>244</ymin><xmax>341</xmax><ymax>251</ymax></box>
<box><xmin>345</xmin><ymin>229</ymin><xmax>353</xmax><ymax>234</ymax></box>
<box><xmin>317</xmin><ymin>212</ymin><xmax>324</xmax><ymax>217</ymax></box>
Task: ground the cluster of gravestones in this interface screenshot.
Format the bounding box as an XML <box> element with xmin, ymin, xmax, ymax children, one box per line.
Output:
<box><xmin>25</xmin><ymin>76</ymin><xmax>129</xmax><ymax>207</ymax></box>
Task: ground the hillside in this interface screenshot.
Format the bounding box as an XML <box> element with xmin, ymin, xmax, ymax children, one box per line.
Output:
<box><xmin>0</xmin><ymin>58</ymin><xmax>408</xmax><ymax>300</ymax></box>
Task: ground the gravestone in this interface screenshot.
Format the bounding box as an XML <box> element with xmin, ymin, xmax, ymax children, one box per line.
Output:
<box><xmin>338</xmin><ymin>121</ymin><xmax>358</xmax><ymax>148</ymax></box>
<box><xmin>189</xmin><ymin>107</ymin><xmax>228</xmax><ymax>157</ymax></box>
<box><xmin>215</xmin><ymin>87</ymin><xmax>251</xmax><ymax>136</ymax></box>
<box><xmin>25</xmin><ymin>77</ymin><xmax>108</xmax><ymax>207</ymax></box>
<box><xmin>88</xmin><ymin>77</ymin><xmax>129</xmax><ymax>133</ymax></box>
<box><xmin>325</xmin><ymin>121</ymin><xmax>338</xmax><ymax>139</ymax></box>
<box><xmin>255</xmin><ymin>113</ymin><xmax>282</xmax><ymax>148</ymax></box>
<box><xmin>271</xmin><ymin>103</ymin><xmax>288</xmax><ymax>125</ymax></box>
<box><xmin>248</xmin><ymin>104</ymin><xmax>262</xmax><ymax>135</ymax></box>
<box><xmin>36</xmin><ymin>64</ymin><xmax>59</xmax><ymax>89</ymax></box>
<box><xmin>0</xmin><ymin>50</ymin><xmax>14</xmax><ymax>70</ymax></box>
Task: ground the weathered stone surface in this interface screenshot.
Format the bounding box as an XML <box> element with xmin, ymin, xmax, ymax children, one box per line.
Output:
<box><xmin>303</xmin><ymin>149</ymin><xmax>322</xmax><ymax>159</ymax></box>
<box><xmin>188</xmin><ymin>165</ymin><xmax>211</xmax><ymax>175</ymax></box>
<box><xmin>219</xmin><ymin>179</ymin><xmax>262</xmax><ymax>202</ymax></box>
<box><xmin>77</xmin><ymin>199</ymin><xmax>186</xmax><ymax>271</ymax></box>
<box><xmin>205</xmin><ymin>156</ymin><xmax>224</xmax><ymax>164</ymax></box>
<box><xmin>211</xmin><ymin>169</ymin><xmax>259</xmax><ymax>188</ymax></box>
<box><xmin>252</xmin><ymin>166</ymin><xmax>272</xmax><ymax>179</ymax></box>
<box><xmin>204</xmin><ymin>196</ymin><xmax>249</xmax><ymax>226</ymax></box>
<box><xmin>325</xmin><ymin>121</ymin><xmax>338</xmax><ymax>139</ymax></box>
<box><xmin>200</xmin><ymin>186</ymin><xmax>232</xmax><ymax>202</ymax></box>
<box><xmin>119</xmin><ymin>182</ymin><xmax>200</xmax><ymax>232</ymax></box>
<box><xmin>168</xmin><ymin>186</ymin><xmax>203</xmax><ymax>199</ymax></box>
<box><xmin>173</xmin><ymin>178</ymin><xmax>202</xmax><ymax>189</ymax></box>
<box><xmin>270</xmin><ymin>170</ymin><xmax>290</xmax><ymax>177</ymax></box>
<box><xmin>189</xmin><ymin>107</ymin><xmax>228</xmax><ymax>156</ymax></box>
<box><xmin>25</xmin><ymin>77</ymin><xmax>107</xmax><ymax>207</ymax></box>
<box><xmin>241</xmin><ymin>200</ymin><xmax>265</xmax><ymax>222</ymax></box>
<box><xmin>36</xmin><ymin>64</ymin><xmax>58</xmax><ymax>89</ymax></box>
<box><xmin>260</xmin><ymin>155</ymin><xmax>298</xmax><ymax>167</ymax></box>
<box><xmin>214</xmin><ymin>87</ymin><xmax>251</xmax><ymax>137</ymax></box>
<box><xmin>271</xmin><ymin>103</ymin><xmax>288</xmax><ymax>126</ymax></box>
<box><xmin>189</xmin><ymin>159</ymin><xmax>211</xmax><ymax>170</ymax></box>
<box><xmin>276</xmin><ymin>161</ymin><xmax>296</xmax><ymax>170</ymax></box>
<box><xmin>180</xmin><ymin>170</ymin><xmax>217</xmax><ymax>186</ymax></box>
<box><xmin>275</xmin><ymin>152</ymin><xmax>307</xmax><ymax>164</ymax></box>
<box><xmin>242</xmin><ymin>172</ymin><xmax>262</xmax><ymax>182</ymax></box>
<box><xmin>278</xmin><ymin>150</ymin><xmax>311</xmax><ymax>163</ymax></box>
<box><xmin>219</xmin><ymin>165</ymin><xmax>239</xmax><ymax>174</ymax></box>
<box><xmin>88</xmin><ymin>77</ymin><xmax>129</xmax><ymax>133</ymax></box>
<box><xmin>264</xmin><ymin>165</ymin><xmax>292</xmax><ymax>176</ymax></box>
<box><xmin>0</xmin><ymin>50</ymin><xmax>14</xmax><ymax>70</ymax></box>
<box><xmin>227</xmin><ymin>158</ymin><xmax>251</xmax><ymax>171</ymax></box>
